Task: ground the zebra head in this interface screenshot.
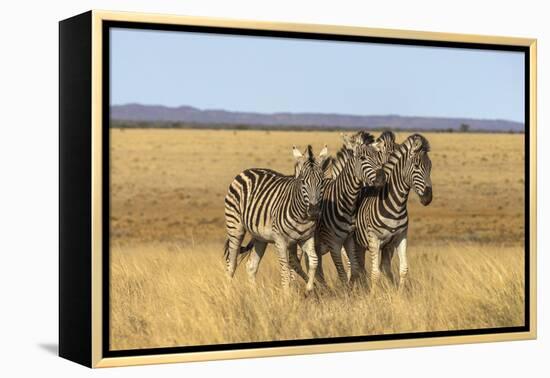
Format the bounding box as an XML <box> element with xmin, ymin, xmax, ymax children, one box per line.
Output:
<box><xmin>375</xmin><ymin>131</ymin><xmax>397</xmax><ymax>164</ymax></box>
<box><xmin>342</xmin><ymin>132</ymin><xmax>386</xmax><ymax>188</ymax></box>
<box><xmin>406</xmin><ymin>134</ymin><xmax>433</xmax><ymax>206</ymax></box>
<box><xmin>293</xmin><ymin>145</ymin><xmax>328</xmax><ymax>219</ymax></box>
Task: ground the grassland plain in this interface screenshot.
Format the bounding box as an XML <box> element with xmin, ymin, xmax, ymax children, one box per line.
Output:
<box><xmin>109</xmin><ymin>129</ymin><xmax>525</xmax><ymax>350</ymax></box>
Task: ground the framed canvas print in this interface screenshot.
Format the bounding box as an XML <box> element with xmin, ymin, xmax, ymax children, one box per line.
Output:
<box><xmin>59</xmin><ymin>10</ymin><xmax>537</xmax><ymax>368</ymax></box>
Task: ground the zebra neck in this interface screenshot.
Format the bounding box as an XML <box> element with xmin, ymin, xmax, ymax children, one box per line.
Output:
<box><xmin>337</xmin><ymin>156</ymin><xmax>363</xmax><ymax>199</ymax></box>
<box><xmin>383</xmin><ymin>145</ymin><xmax>412</xmax><ymax>209</ymax></box>
<box><xmin>331</xmin><ymin>147</ymin><xmax>352</xmax><ymax>178</ymax></box>
<box><xmin>289</xmin><ymin>180</ymin><xmax>309</xmax><ymax>221</ymax></box>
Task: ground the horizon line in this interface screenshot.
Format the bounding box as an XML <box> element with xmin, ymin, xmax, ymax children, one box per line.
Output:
<box><xmin>111</xmin><ymin>102</ymin><xmax>525</xmax><ymax>124</ymax></box>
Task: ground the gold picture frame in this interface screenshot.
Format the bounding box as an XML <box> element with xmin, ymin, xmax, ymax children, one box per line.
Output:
<box><xmin>59</xmin><ymin>9</ymin><xmax>537</xmax><ymax>368</ymax></box>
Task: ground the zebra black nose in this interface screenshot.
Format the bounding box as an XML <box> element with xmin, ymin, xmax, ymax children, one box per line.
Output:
<box><xmin>308</xmin><ymin>203</ymin><xmax>321</xmax><ymax>219</ymax></box>
<box><xmin>420</xmin><ymin>186</ymin><xmax>432</xmax><ymax>206</ymax></box>
<box><xmin>374</xmin><ymin>169</ymin><xmax>386</xmax><ymax>187</ymax></box>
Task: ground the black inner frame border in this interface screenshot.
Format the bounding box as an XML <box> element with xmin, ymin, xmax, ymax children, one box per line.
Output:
<box><xmin>102</xmin><ymin>20</ymin><xmax>531</xmax><ymax>358</ymax></box>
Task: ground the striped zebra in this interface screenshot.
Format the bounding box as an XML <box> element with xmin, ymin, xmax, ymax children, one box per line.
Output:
<box><xmin>293</xmin><ymin>132</ymin><xmax>387</xmax><ymax>286</ymax></box>
<box><xmin>343</xmin><ymin>131</ymin><xmax>398</xmax><ymax>277</ymax></box>
<box><xmin>353</xmin><ymin>133</ymin><xmax>433</xmax><ymax>291</ymax></box>
<box><xmin>315</xmin><ymin>133</ymin><xmax>387</xmax><ymax>285</ymax></box>
<box><xmin>223</xmin><ymin>145</ymin><xmax>328</xmax><ymax>292</ymax></box>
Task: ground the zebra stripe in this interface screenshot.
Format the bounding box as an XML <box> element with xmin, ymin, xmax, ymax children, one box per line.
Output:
<box><xmin>341</xmin><ymin>130</ymin><xmax>398</xmax><ymax>276</ymax></box>
<box><xmin>294</xmin><ymin>132</ymin><xmax>387</xmax><ymax>286</ymax></box>
<box><xmin>353</xmin><ymin>133</ymin><xmax>433</xmax><ymax>290</ymax></box>
<box><xmin>299</xmin><ymin>131</ymin><xmax>396</xmax><ymax>284</ymax></box>
<box><xmin>223</xmin><ymin>145</ymin><xmax>328</xmax><ymax>292</ymax></box>
<box><xmin>315</xmin><ymin>135</ymin><xmax>387</xmax><ymax>284</ymax></box>
<box><xmin>375</xmin><ymin>131</ymin><xmax>398</xmax><ymax>166</ymax></box>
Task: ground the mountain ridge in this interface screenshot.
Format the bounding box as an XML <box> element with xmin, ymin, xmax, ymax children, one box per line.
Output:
<box><xmin>111</xmin><ymin>103</ymin><xmax>524</xmax><ymax>132</ymax></box>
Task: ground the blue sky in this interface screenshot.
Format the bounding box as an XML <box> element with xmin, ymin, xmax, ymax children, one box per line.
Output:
<box><xmin>111</xmin><ymin>28</ymin><xmax>525</xmax><ymax>122</ymax></box>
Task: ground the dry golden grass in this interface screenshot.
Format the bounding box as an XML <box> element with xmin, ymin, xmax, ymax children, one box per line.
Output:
<box><xmin>110</xmin><ymin>241</ymin><xmax>524</xmax><ymax>350</ymax></box>
<box><xmin>109</xmin><ymin>128</ymin><xmax>525</xmax><ymax>350</ymax></box>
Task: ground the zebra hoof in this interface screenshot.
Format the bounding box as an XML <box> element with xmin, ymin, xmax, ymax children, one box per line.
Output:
<box><xmin>304</xmin><ymin>289</ymin><xmax>318</xmax><ymax>300</ymax></box>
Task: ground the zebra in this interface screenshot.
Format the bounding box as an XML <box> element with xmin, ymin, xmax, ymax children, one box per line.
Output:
<box><xmin>291</xmin><ymin>132</ymin><xmax>387</xmax><ymax>286</ymax></box>
<box><xmin>353</xmin><ymin>133</ymin><xmax>433</xmax><ymax>291</ymax></box>
<box><xmin>342</xmin><ymin>130</ymin><xmax>398</xmax><ymax>277</ymax></box>
<box><xmin>315</xmin><ymin>133</ymin><xmax>387</xmax><ymax>285</ymax></box>
<box><xmin>236</xmin><ymin>133</ymin><xmax>387</xmax><ymax>289</ymax></box>
<box><xmin>223</xmin><ymin>145</ymin><xmax>329</xmax><ymax>292</ymax></box>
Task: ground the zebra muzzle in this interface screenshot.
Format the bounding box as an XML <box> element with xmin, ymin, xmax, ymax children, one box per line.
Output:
<box><xmin>374</xmin><ymin>169</ymin><xmax>386</xmax><ymax>187</ymax></box>
<box><xmin>420</xmin><ymin>186</ymin><xmax>432</xmax><ymax>206</ymax></box>
<box><xmin>307</xmin><ymin>203</ymin><xmax>321</xmax><ymax>219</ymax></box>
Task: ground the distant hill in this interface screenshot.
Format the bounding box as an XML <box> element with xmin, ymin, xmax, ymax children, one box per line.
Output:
<box><xmin>111</xmin><ymin>104</ymin><xmax>524</xmax><ymax>133</ymax></box>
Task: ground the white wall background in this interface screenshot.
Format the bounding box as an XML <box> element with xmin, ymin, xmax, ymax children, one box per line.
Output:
<box><xmin>0</xmin><ymin>0</ymin><xmax>546</xmax><ymax>376</ymax></box>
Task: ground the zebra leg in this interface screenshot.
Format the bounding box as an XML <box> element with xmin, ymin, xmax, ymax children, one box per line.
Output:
<box><xmin>356</xmin><ymin>244</ymin><xmax>367</xmax><ymax>276</ymax></box>
<box><xmin>289</xmin><ymin>244</ymin><xmax>309</xmax><ymax>283</ymax></box>
<box><xmin>296</xmin><ymin>244</ymin><xmax>304</xmax><ymax>261</ymax></box>
<box><xmin>315</xmin><ymin>252</ymin><xmax>327</xmax><ymax>287</ymax></box>
<box><xmin>300</xmin><ymin>248</ymin><xmax>326</xmax><ymax>286</ymax></box>
<box><xmin>246</xmin><ymin>240</ymin><xmax>267</xmax><ymax>284</ymax></box>
<box><xmin>396</xmin><ymin>235</ymin><xmax>408</xmax><ymax>292</ymax></box>
<box><xmin>344</xmin><ymin>235</ymin><xmax>362</xmax><ymax>285</ymax></box>
<box><xmin>342</xmin><ymin>248</ymin><xmax>351</xmax><ymax>281</ymax></box>
<box><xmin>289</xmin><ymin>244</ymin><xmax>298</xmax><ymax>282</ymax></box>
<box><xmin>300</xmin><ymin>237</ymin><xmax>318</xmax><ymax>293</ymax></box>
<box><xmin>367</xmin><ymin>232</ymin><xmax>382</xmax><ymax>291</ymax></box>
<box><xmin>380</xmin><ymin>244</ymin><xmax>395</xmax><ymax>285</ymax></box>
<box><xmin>328</xmin><ymin>240</ymin><xmax>348</xmax><ymax>285</ymax></box>
<box><xmin>304</xmin><ymin>251</ymin><xmax>328</xmax><ymax>287</ymax></box>
<box><xmin>224</xmin><ymin>227</ymin><xmax>245</xmax><ymax>279</ymax></box>
<box><xmin>274</xmin><ymin>239</ymin><xmax>291</xmax><ymax>290</ymax></box>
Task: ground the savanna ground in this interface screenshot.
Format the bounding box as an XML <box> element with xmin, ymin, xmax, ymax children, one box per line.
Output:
<box><xmin>109</xmin><ymin>128</ymin><xmax>525</xmax><ymax>350</ymax></box>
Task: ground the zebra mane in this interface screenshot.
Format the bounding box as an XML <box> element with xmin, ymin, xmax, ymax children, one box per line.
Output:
<box><xmin>358</xmin><ymin>131</ymin><xmax>375</xmax><ymax>145</ymax></box>
<box><xmin>378</xmin><ymin>130</ymin><xmax>396</xmax><ymax>144</ymax></box>
<box><xmin>384</xmin><ymin>134</ymin><xmax>430</xmax><ymax>169</ymax></box>
<box><xmin>383</xmin><ymin>136</ymin><xmax>414</xmax><ymax>171</ymax></box>
<box><xmin>324</xmin><ymin>146</ymin><xmax>350</xmax><ymax>177</ymax></box>
<box><xmin>336</xmin><ymin>145</ymin><xmax>352</xmax><ymax>159</ymax></box>
<box><xmin>306</xmin><ymin>145</ymin><xmax>315</xmax><ymax>163</ymax></box>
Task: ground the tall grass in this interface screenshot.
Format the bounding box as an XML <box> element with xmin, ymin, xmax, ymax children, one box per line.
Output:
<box><xmin>110</xmin><ymin>241</ymin><xmax>524</xmax><ymax>350</ymax></box>
<box><xmin>108</xmin><ymin>130</ymin><xmax>525</xmax><ymax>350</ymax></box>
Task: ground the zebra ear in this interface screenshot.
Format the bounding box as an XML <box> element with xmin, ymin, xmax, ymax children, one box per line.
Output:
<box><xmin>293</xmin><ymin>146</ymin><xmax>306</xmax><ymax>177</ymax></box>
<box><xmin>410</xmin><ymin>137</ymin><xmax>424</xmax><ymax>155</ymax></box>
<box><xmin>292</xmin><ymin>145</ymin><xmax>303</xmax><ymax>161</ymax></box>
<box><xmin>372</xmin><ymin>139</ymin><xmax>383</xmax><ymax>152</ymax></box>
<box><xmin>321</xmin><ymin>156</ymin><xmax>332</xmax><ymax>175</ymax></box>
<box><xmin>341</xmin><ymin>133</ymin><xmax>354</xmax><ymax>150</ymax></box>
<box><xmin>319</xmin><ymin>144</ymin><xmax>328</xmax><ymax>159</ymax></box>
<box><xmin>319</xmin><ymin>144</ymin><xmax>329</xmax><ymax>169</ymax></box>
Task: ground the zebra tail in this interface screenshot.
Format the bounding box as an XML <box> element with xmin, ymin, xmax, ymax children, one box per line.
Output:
<box><xmin>237</xmin><ymin>239</ymin><xmax>255</xmax><ymax>266</ymax></box>
<box><xmin>223</xmin><ymin>238</ymin><xmax>255</xmax><ymax>263</ymax></box>
<box><xmin>239</xmin><ymin>239</ymin><xmax>255</xmax><ymax>254</ymax></box>
<box><xmin>223</xmin><ymin>238</ymin><xmax>230</xmax><ymax>261</ymax></box>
